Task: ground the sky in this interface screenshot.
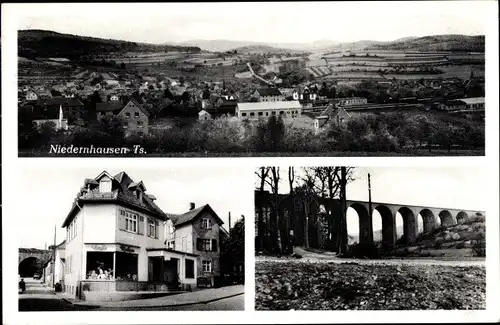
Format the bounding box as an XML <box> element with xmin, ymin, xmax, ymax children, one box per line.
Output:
<box><xmin>17</xmin><ymin>166</ymin><xmax>250</xmax><ymax>249</ymax></box>
<box><xmin>257</xmin><ymin>166</ymin><xmax>486</xmax><ymax>236</ymax></box>
<box><xmin>10</xmin><ymin>1</ymin><xmax>488</xmax><ymax>44</ymax></box>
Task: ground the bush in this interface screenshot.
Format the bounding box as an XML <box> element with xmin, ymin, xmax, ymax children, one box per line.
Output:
<box><xmin>471</xmin><ymin>240</ymin><xmax>485</xmax><ymax>257</ymax></box>
<box><xmin>434</xmin><ymin>239</ymin><xmax>443</xmax><ymax>249</ymax></box>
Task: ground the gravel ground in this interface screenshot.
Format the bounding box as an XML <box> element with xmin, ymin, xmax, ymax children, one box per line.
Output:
<box><xmin>255</xmin><ymin>260</ymin><xmax>485</xmax><ymax>310</ymax></box>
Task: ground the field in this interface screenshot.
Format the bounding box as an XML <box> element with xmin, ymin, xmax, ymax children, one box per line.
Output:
<box><xmin>301</xmin><ymin>50</ymin><xmax>484</xmax><ymax>80</ymax></box>
<box><xmin>255</xmin><ymin>260</ymin><xmax>485</xmax><ymax>310</ymax></box>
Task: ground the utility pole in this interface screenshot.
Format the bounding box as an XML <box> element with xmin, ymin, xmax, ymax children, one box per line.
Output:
<box><xmin>337</xmin><ymin>167</ymin><xmax>348</xmax><ymax>255</ymax></box>
<box><xmin>52</xmin><ymin>224</ymin><xmax>56</xmax><ymax>287</ymax></box>
<box><xmin>368</xmin><ymin>173</ymin><xmax>373</xmax><ymax>242</ymax></box>
<box><xmin>228</xmin><ymin>211</ymin><xmax>232</xmax><ymax>231</ymax></box>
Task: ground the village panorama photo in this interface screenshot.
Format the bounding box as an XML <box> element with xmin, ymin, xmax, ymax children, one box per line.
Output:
<box><xmin>254</xmin><ymin>166</ymin><xmax>486</xmax><ymax>310</ymax></box>
<box><xmin>16</xmin><ymin>166</ymin><xmax>246</xmax><ymax>311</ymax></box>
<box><xmin>13</xmin><ymin>1</ymin><xmax>488</xmax><ymax>157</ymax></box>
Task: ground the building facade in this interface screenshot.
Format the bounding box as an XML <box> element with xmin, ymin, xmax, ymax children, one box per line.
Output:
<box><xmin>236</xmin><ymin>101</ymin><xmax>302</xmax><ymax>119</ymax></box>
<box><xmin>165</xmin><ymin>204</ymin><xmax>224</xmax><ymax>286</ymax></box>
<box><xmin>251</xmin><ymin>88</ymin><xmax>284</xmax><ymax>102</ymax></box>
<box><xmin>61</xmin><ymin>171</ymin><xmax>202</xmax><ymax>300</ymax></box>
<box><xmin>116</xmin><ymin>100</ymin><xmax>150</xmax><ymax>137</ymax></box>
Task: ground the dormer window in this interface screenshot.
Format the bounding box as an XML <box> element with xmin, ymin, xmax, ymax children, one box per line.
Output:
<box><xmin>99</xmin><ymin>177</ymin><xmax>112</xmax><ymax>193</ymax></box>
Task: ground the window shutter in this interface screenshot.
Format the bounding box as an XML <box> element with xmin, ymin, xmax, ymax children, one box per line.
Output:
<box><xmin>138</xmin><ymin>216</ymin><xmax>144</xmax><ymax>235</ymax></box>
<box><xmin>212</xmin><ymin>239</ymin><xmax>217</xmax><ymax>252</ymax></box>
<box><xmin>118</xmin><ymin>211</ymin><xmax>126</xmax><ymax>230</ymax></box>
<box><xmin>200</xmin><ymin>219</ymin><xmax>205</xmax><ymax>229</ymax></box>
<box><xmin>196</xmin><ymin>238</ymin><xmax>202</xmax><ymax>251</ymax></box>
<box><xmin>154</xmin><ymin>220</ymin><xmax>159</xmax><ymax>239</ymax></box>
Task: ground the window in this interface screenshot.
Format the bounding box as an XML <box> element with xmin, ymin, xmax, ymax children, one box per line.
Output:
<box><xmin>166</xmin><ymin>240</ymin><xmax>175</xmax><ymax>249</ymax></box>
<box><xmin>125</xmin><ymin>212</ymin><xmax>138</xmax><ymax>233</ymax></box>
<box><xmin>272</xmin><ymin>111</ymin><xmax>276</xmax><ymax>115</ymax></box>
<box><xmin>99</xmin><ymin>178</ymin><xmax>112</xmax><ymax>192</ymax></box>
<box><xmin>202</xmin><ymin>260</ymin><xmax>212</xmax><ymax>273</ymax></box>
<box><xmin>185</xmin><ymin>259</ymin><xmax>195</xmax><ymax>279</ymax></box>
<box><xmin>137</xmin><ymin>121</ymin><xmax>143</xmax><ymax>127</ymax></box>
<box><xmin>147</xmin><ymin>218</ymin><xmax>157</xmax><ymax>238</ymax></box>
<box><xmin>241</xmin><ymin>113</ymin><xmax>247</xmax><ymax>117</ymax></box>
<box><xmin>199</xmin><ymin>238</ymin><xmax>211</xmax><ymax>251</ymax></box>
<box><xmin>125</xmin><ymin>112</ymin><xmax>131</xmax><ymax>118</ymax></box>
<box><xmin>134</xmin><ymin>112</ymin><xmax>140</xmax><ymax>118</ymax></box>
<box><xmin>250</xmin><ymin>112</ymin><xmax>255</xmax><ymax>116</ymax></box>
<box><xmin>279</xmin><ymin>111</ymin><xmax>284</xmax><ymax>115</ymax></box>
<box><xmin>201</xmin><ymin>218</ymin><xmax>212</xmax><ymax>229</ymax></box>
<box><xmin>258</xmin><ymin>112</ymin><xmax>263</xmax><ymax>116</ymax></box>
<box><xmin>123</xmin><ymin>123</ymin><xmax>128</xmax><ymax>129</ymax></box>
<box><xmin>266</xmin><ymin>112</ymin><xmax>269</xmax><ymax>116</ymax></box>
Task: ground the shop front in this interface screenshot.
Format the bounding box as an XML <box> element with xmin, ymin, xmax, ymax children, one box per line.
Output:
<box><xmin>78</xmin><ymin>243</ymin><xmax>198</xmax><ymax>300</ymax></box>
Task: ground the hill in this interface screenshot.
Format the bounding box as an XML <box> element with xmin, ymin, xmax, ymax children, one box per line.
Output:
<box><xmin>366</xmin><ymin>34</ymin><xmax>485</xmax><ymax>52</ymax></box>
<box><xmin>18</xmin><ymin>29</ymin><xmax>201</xmax><ymax>60</ymax></box>
<box><xmin>232</xmin><ymin>45</ymin><xmax>305</xmax><ymax>54</ymax></box>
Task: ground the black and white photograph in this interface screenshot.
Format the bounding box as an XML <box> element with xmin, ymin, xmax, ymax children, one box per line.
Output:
<box><xmin>16</xmin><ymin>166</ymin><xmax>246</xmax><ymax>311</ymax></box>
<box><xmin>2</xmin><ymin>0</ymin><xmax>500</xmax><ymax>324</ymax></box>
<box><xmin>14</xmin><ymin>1</ymin><xmax>487</xmax><ymax>157</ymax></box>
<box><xmin>255</xmin><ymin>166</ymin><xmax>486</xmax><ymax>310</ymax></box>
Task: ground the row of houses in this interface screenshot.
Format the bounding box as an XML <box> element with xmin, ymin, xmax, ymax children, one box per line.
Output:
<box><xmin>43</xmin><ymin>171</ymin><xmax>242</xmax><ymax>301</ymax></box>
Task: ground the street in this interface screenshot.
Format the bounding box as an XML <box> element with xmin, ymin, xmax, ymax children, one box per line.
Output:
<box><xmin>19</xmin><ymin>278</ymin><xmax>244</xmax><ymax>311</ymax></box>
<box><xmin>18</xmin><ymin>278</ymin><xmax>96</xmax><ymax>311</ymax></box>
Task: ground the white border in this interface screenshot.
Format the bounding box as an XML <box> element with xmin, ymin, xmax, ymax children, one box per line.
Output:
<box><xmin>2</xmin><ymin>1</ymin><xmax>499</xmax><ymax>324</ymax></box>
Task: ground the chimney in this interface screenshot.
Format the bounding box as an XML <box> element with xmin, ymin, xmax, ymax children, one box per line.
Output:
<box><xmin>190</xmin><ymin>202</ymin><xmax>195</xmax><ymax>210</ymax></box>
<box><xmin>228</xmin><ymin>211</ymin><xmax>232</xmax><ymax>230</ymax></box>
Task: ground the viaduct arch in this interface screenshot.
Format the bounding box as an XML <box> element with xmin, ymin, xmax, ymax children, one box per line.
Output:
<box><xmin>343</xmin><ymin>200</ymin><xmax>484</xmax><ymax>248</ymax></box>
<box><xmin>19</xmin><ymin>248</ymin><xmax>52</xmax><ymax>277</ymax></box>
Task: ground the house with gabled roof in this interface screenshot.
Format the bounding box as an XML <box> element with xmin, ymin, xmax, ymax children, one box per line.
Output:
<box><xmin>60</xmin><ymin>171</ymin><xmax>202</xmax><ymax>301</ymax></box>
<box><xmin>96</xmin><ymin>100</ymin><xmax>150</xmax><ymax>137</ymax></box>
<box><xmin>251</xmin><ymin>87</ymin><xmax>284</xmax><ymax>102</ymax></box>
<box><xmin>165</xmin><ymin>203</ymin><xmax>224</xmax><ymax>287</ymax></box>
<box><xmin>314</xmin><ymin>104</ymin><xmax>351</xmax><ymax>133</ymax></box>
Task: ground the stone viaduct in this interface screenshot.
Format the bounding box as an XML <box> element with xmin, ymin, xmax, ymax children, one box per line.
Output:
<box><xmin>331</xmin><ymin>200</ymin><xmax>484</xmax><ymax>248</ymax></box>
<box><xmin>254</xmin><ymin>190</ymin><xmax>485</xmax><ymax>250</ymax></box>
<box><xmin>19</xmin><ymin>248</ymin><xmax>52</xmax><ymax>264</ymax></box>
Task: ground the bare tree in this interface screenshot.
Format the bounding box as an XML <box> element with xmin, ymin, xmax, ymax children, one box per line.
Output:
<box><xmin>264</xmin><ymin>167</ymin><xmax>282</xmax><ymax>256</ymax></box>
<box><xmin>255</xmin><ymin>167</ymin><xmax>270</xmax><ymax>251</ymax></box>
<box><xmin>301</xmin><ymin>167</ymin><xmax>355</xmax><ymax>252</ymax></box>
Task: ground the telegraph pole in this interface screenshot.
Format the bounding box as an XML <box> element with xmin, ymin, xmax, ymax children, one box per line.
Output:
<box><xmin>52</xmin><ymin>225</ymin><xmax>56</xmax><ymax>287</ymax></box>
<box><xmin>368</xmin><ymin>173</ymin><xmax>373</xmax><ymax>242</ymax></box>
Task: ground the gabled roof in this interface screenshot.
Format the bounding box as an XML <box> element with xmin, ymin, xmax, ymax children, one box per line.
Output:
<box><xmin>317</xmin><ymin>105</ymin><xmax>351</xmax><ymax>119</ymax></box>
<box><xmin>166</xmin><ymin>204</ymin><xmax>224</xmax><ymax>228</ymax></box>
<box><xmin>62</xmin><ymin>171</ymin><xmax>167</xmax><ymax>228</ymax></box>
<box><xmin>123</xmin><ymin>99</ymin><xmax>150</xmax><ymax>117</ymax></box>
<box><xmin>256</xmin><ymin>88</ymin><xmax>282</xmax><ymax>97</ymax></box>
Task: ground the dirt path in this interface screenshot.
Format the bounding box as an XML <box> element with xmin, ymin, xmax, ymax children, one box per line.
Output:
<box><xmin>256</xmin><ymin>246</ymin><xmax>485</xmax><ymax>267</ymax></box>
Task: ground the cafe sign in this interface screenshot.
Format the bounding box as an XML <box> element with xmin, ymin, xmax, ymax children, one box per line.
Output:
<box><xmin>89</xmin><ymin>244</ymin><xmax>107</xmax><ymax>251</ymax></box>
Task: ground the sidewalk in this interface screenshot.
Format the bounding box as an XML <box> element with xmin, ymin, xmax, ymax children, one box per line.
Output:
<box><xmin>61</xmin><ymin>285</ymin><xmax>244</xmax><ymax>309</ymax></box>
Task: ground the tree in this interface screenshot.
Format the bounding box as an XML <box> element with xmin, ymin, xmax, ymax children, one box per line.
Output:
<box><xmin>264</xmin><ymin>167</ymin><xmax>282</xmax><ymax>256</ymax></box>
<box><xmin>255</xmin><ymin>167</ymin><xmax>271</xmax><ymax>252</ymax></box>
<box><xmin>120</xmin><ymin>62</ymin><xmax>126</xmax><ymax>69</ymax></box>
<box><xmin>220</xmin><ymin>216</ymin><xmax>245</xmax><ymax>283</ymax></box>
<box><xmin>336</xmin><ymin>167</ymin><xmax>349</xmax><ymax>255</ymax></box>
